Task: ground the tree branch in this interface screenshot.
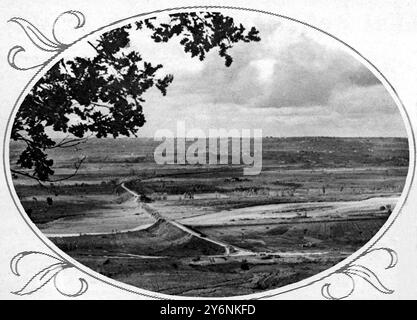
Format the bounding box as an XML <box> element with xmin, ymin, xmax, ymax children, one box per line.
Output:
<box><xmin>11</xmin><ymin>156</ymin><xmax>86</xmax><ymax>184</ymax></box>
<box><xmin>50</xmin><ymin>136</ymin><xmax>89</xmax><ymax>149</ymax></box>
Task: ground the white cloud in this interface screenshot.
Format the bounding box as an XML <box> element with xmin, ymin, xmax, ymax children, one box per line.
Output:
<box><xmin>250</xmin><ymin>58</ymin><xmax>277</xmax><ymax>83</ymax></box>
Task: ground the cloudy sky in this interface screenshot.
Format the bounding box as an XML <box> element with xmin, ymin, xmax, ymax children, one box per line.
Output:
<box><xmin>81</xmin><ymin>11</ymin><xmax>407</xmax><ymax>138</ymax></box>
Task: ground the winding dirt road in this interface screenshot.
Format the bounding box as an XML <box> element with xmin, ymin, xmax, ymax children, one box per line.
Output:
<box><xmin>121</xmin><ymin>183</ymin><xmax>249</xmax><ymax>256</ymax></box>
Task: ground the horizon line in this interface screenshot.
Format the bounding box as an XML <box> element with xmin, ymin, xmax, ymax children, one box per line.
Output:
<box><xmin>88</xmin><ymin>135</ymin><xmax>409</xmax><ymax>139</ymax></box>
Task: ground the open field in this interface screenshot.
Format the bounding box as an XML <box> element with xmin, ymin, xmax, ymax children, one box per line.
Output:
<box><xmin>10</xmin><ymin>137</ymin><xmax>409</xmax><ymax>296</ymax></box>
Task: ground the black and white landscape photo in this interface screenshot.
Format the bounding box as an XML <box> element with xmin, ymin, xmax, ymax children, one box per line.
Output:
<box><xmin>9</xmin><ymin>10</ymin><xmax>410</xmax><ymax>297</ymax></box>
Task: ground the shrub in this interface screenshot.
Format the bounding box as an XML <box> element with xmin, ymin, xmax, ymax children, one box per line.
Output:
<box><xmin>240</xmin><ymin>259</ymin><xmax>250</xmax><ymax>271</ymax></box>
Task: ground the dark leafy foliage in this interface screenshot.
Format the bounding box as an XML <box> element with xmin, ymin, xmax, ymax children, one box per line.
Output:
<box><xmin>11</xmin><ymin>12</ymin><xmax>261</xmax><ymax>182</ymax></box>
<box><xmin>136</xmin><ymin>12</ymin><xmax>261</xmax><ymax>66</ymax></box>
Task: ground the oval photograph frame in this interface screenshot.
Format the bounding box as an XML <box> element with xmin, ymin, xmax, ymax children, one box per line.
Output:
<box><xmin>4</xmin><ymin>6</ymin><xmax>415</xmax><ymax>299</ymax></box>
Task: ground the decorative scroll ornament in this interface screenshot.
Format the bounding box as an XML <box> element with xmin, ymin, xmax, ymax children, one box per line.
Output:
<box><xmin>8</xmin><ymin>10</ymin><xmax>85</xmax><ymax>70</ymax></box>
<box><xmin>321</xmin><ymin>248</ymin><xmax>398</xmax><ymax>300</ymax></box>
<box><xmin>10</xmin><ymin>251</ymin><xmax>88</xmax><ymax>297</ymax></box>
